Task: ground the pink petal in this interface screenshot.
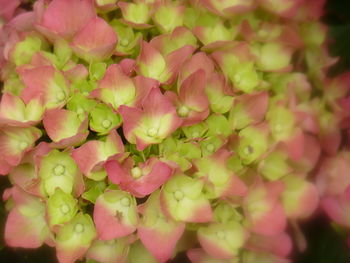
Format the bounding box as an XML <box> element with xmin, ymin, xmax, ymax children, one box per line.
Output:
<box><xmin>138</xmin><ymin>224</ymin><xmax>185</xmax><ymax>263</ymax></box>
<box><xmin>179</xmin><ymin>69</ymin><xmax>209</xmax><ymax>112</ymax></box>
<box><xmin>319</xmin><ymin>128</ymin><xmax>341</xmax><ymax>156</ymax></box>
<box><xmin>222</xmin><ymin>174</ymin><xmax>248</xmax><ymax>197</ymax></box>
<box><xmin>164</xmin><ymin>45</ymin><xmax>195</xmax><ymax>85</ymax></box>
<box><xmin>128</xmin><ymin>159</ymin><xmax>173</xmax><ymax>197</ymax></box>
<box><xmin>0</xmin><ymin>0</ymin><xmax>20</xmax><ymax>21</ymax></box>
<box><xmin>0</xmin><ymin>159</ymin><xmax>12</xmax><ymax>176</ymax></box>
<box><xmin>93</xmin><ymin>194</ymin><xmax>137</xmax><ymax>240</ymax></box>
<box><xmin>120</xmin><ymin>58</ymin><xmax>135</xmax><ymax>76</ymax></box>
<box><xmin>197</xmin><ymin>234</ymin><xmax>233</xmax><ymax>260</ymax></box>
<box><xmin>38</xmin><ymin>0</ymin><xmax>96</xmax><ymax>39</ymax></box>
<box><xmin>284</xmin><ymin>128</ymin><xmax>304</xmax><ymax>161</ymax></box>
<box><xmin>71</xmin><ymin>130</ymin><xmax>123</xmax><ymax>176</ymax></box>
<box><xmin>72</xmin><ymin>17</ymin><xmax>117</xmax><ymax>61</ymax></box>
<box><xmin>132</xmin><ymin>75</ymin><xmax>159</xmax><ymax>107</ymax></box>
<box><xmin>18</xmin><ymin>65</ymin><xmax>54</xmax><ymax>104</ymax></box>
<box><xmin>142</xmin><ymin>88</ymin><xmax>178</xmax><ymax>119</ymax></box>
<box><xmin>105</xmin><ymin>159</ymin><xmax>131</xmax><ymax>185</ymax></box>
<box><xmin>246</xmin><ymin>232</ymin><xmax>292</xmax><ymax>258</ymax></box>
<box><xmin>56</xmin><ymin>246</ymin><xmax>89</xmax><ymax>263</ymax></box>
<box><xmin>0</xmin><ymin>127</ymin><xmax>41</xmax><ymax>166</ymax></box>
<box><xmin>316</xmin><ymin>154</ymin><xmax>350</xmax><ymax>196</ymax></box>
<box><xmin>258</xmin><ymin>0</ymin><xmax>304</xmax><ymax>18</ymax></box>
<box><xmin>178</xmin><ymin>52</ymin><xmax>215</xmax><ymax>84</ymax></box>
<box><xmin>251</xmin><ymin>204</ymin><xmax>286</xmax><ymax>236</ymax></box>
<box><xmin>43</xmin><ymin>109</ymin><xmax>79</xmax><ymax>142</ymax></box>
<box><xmin>237</xmin><ymin>91</ymin><xmax>269</xmax><ymax>125</ymax></box>
<box><xmin>5</xmin><ymin>208</ymin><xmax>45</xmax><ymax>248</ymax></box>
<box><xmin>118</xmin><ymin>105</ymin><xmax>143</xmax><ymax>145</ymax></box>
<box><xmin>322</xmin><ymin>196</ymin><xmax>350</xmax><ymax>228</ymax></box>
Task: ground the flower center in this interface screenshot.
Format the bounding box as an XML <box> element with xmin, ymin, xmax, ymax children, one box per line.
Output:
<box><xmin>131</xmin><ymin>167</ymin><xmax>142</xmax><ymax>179</ymax></box>
<box><xmin>177</xmin><ymin>105</ymin><xmax>190</xmax><ymax>117</ymax></box>
<box><xmin>174</xmin><ymin>190</ymin><xmax>184</xmax><ymax>201</ymax></box>
<box><xmin>273</xmin><ymin>124</ymin><xmax>283</xmax><ymax>133</ymax></box>
<box><xmin>206</xmin><ymin>144</ymin><xmax>215</xmax><ymax>152</ymax></box>
<box><xmin>121</xmin><ymin>197</ymin><xmax>130</xmax><ymax>207</ymax></box>
<box><xmin>76</xmin><ymin>108</ymin><xmax>84</xmax><ymax>115</ymax></box>
<box><xmin>56</xmin><ymin>91</ymin><xmax>66</xmax><ymax>101</ymax></box>
<box><xmin>243</xmin><ymin>145</ymin><xmax>254</xmax><ymax>155</ymax></box>
<box><xmin>120</xmin><ymin>39</ymin><xmax>129</xmax><ymax>46</ymax></box>
<box><xmin>53</xmin><ymin>164</ymin><xmax>65</xmax><ymax>176</ymax></box>
<box><xmin>19</xmin><ymin>141</ymin><xmax>29</xmax><ymax>150</ymax></box>
<box><xmin>102</xmin><ymin>119</ymin><xmax>112</xmax><ymax>129</ymax></box>
<box><xmin>60</xmin><ymin>204</ymin><xmax>70</xmax><ymax>214</ymax></box>
<box><xmin>234</xmin><ymin>74</ymin><xmax>241</xmax><ymax>84</ymax></box>
<box><xmin>192</xmin><ymin>131</ymin><xmax>200</xmax><ymax>138</ymax></box>
<box><xmin>74</xmin><ymin>223</ymin><xmax>84</xmax><ymax>233</ymax></box>
<box><xmin>147</xmin><ymin>127</ymin><xmax>158</xmax><ymax>137</ymax></box>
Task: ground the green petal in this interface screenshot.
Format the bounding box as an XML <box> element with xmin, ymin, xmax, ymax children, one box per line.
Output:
<box><xmin>89</xmin><ymin>103</ymin><xmax>122</xmax><ymax>135</ymax></box>
<box><xmin>89</xmin><ymin>62</ymin><xmax>107</xmax><ymax>81</ymax></box>
<box><xmin>206</xmin><ymin>114</ymin><xmax>231</xmax><ymax>137</ymax></box>
<box><xmin>11</xmin><ymin>34</ymin><xmax>44</xmax><ymax>66</ymax></box>
<box><xmin>238</xmin><ymin>126</ymin><xmax>268</xmax><ymax>165</ymax></box>
<box><xmin>66</xmin><ymin>93</ymin><xmax>97</xmax><ymax>121</ymax></box>
<box><xmin>260</xmin><ymin>152</ymin><xmax>290</xmax><ymax>181</ymax></box>
<box><xmin>39</xmin><ymin>150</ymin><xmax>78</xmax><ymax>196</ymax></box>
<box><xmin>47</xmin><ymin>188</ymin><xmax>78</xmax><ymax>226</ymax></box>
<box><xmin>56</xmin><ymin>213</ymin><xmax>96</xmax><ymax>247</ymax></box>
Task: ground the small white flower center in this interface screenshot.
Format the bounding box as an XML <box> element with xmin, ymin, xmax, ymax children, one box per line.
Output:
<box><xmin>131</xmin><ymin>167</ymin><xmax>142</xmax><ymax>179</ymax></box>
<box><xmin>53</xmin><ymin>164</ymin><xmax>65</xmax><ymax>176</ymax></box>
<box><xmin>206</xmin><ymin>144</ymin><xmax>215</xmax><ymax>152</ymax></box>
<box><xmin>174</xmin><ymin>190</ymin><xmax>184</xmax><ymax>201</ymax></box>
<box><xmin>120</xmin><ymin>39</ymin><xmax>129</xmax><ymax>46</ymax></box>
<box><xmin>177</xmin><ymin>105</ymin><xmax>190</xmax><ymax>117</ymax></box>
<box><xmin>121</xmin><ymin>197</ymin><xmax>130</xmax><ymax>207</ymax></box>
<box><xmin>243</xmin><ymin>145</ymin><xmax>254</xmax><ymax>155</ymax></box>
<box><xmin>60</xmin><ymin>204</ymin><xmax>70</xmax><ymax>214</ymax></box>
<box><xmin>56</xmin><ymin>91</ymin><xmax>66</xmax><ymax>101</ymax></box>
<box><xmin>147</xmin><ymin>127</ymin><xmax>158</xmax><ymax>137</ymax></box>
<box><xmin>234</xmin><ymin>74</ymin><xmax>241</xmax><ymax>84</ymax></box>
<box><xmin>102</xmin><ymin>119</ymin><xmax>112</xmax><ymax>129</ymax></box>
<box><xmin>76</xmin><ymin>108</ymin><xmax>84</xmax><ymax>115</ymax></box>
<box><xmin>274</xmin><ymin>124</ymin><xmax>283</xmax><ymax>133</ymax></box>
<box><xmin>192</xmin><ymin>131</ymin><xmax>200</xmax><ymax>138</ymax></box>
<box><xmin>74</xmin><ymin>223</ymin><xmax>84</xmax><ymax>233</ymax></box>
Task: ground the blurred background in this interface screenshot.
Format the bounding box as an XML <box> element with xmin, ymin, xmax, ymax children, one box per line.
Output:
<box><xmin>1</xmin><ymin>0</ymin><xmax>350</xmax><ymax>262</ymax></box>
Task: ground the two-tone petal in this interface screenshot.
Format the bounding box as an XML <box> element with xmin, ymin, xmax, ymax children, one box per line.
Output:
<box><xmin>93</xmin><ymin>190</ymin><xmax>138</xmax><ymax>240</ymax></box>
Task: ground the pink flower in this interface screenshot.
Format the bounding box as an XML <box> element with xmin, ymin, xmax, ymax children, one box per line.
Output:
<box><xmin>37</xmin><ymin>0</ymin><xmax>96</xmax><ymax>39</ymax></box>
<box><xmin>71</xmin><ymin>130</ymin><xmax>125</xmax><ymax>180</ymax></box>
<box><xmin>138</xmin><ymin>190</ymin><xmax>185</xmax><ymax>262</ymax></box>
<box><xmin>243</xmin><ymin>180</ymin><xmax>287</xmax><ymax>236</ymax></box>
<box><xmin>119</xmin><ymin>88</ymin><xmax>182</xmax><ymax>150</ymax></box>
<box><xmin>71</xmin><ymin>17</ymin><xmax>117</xmax><ymax>62</ymax></box>
<box><xmin>93</xmin><ymin>190</ymin><xmax>138</xmax><ymax>240</ymax></box>
<box><xmin>4</xmin><ymin>186</ymin><xmax>52</xmax><ymax>248</ymax></box>
<box><xmin>106</xmin><ymin>157</ymin><xmax>173</xmax><ymax>198</ymax></box>
<box><xmin>166</xmin><ymin>69</ymin><xmax>210</xmax><ymax>126</ymax></box>
<box><xmin>136</xmin><ymin>40</ymin><xmax>194</xmax><ymax>84</ymax></box>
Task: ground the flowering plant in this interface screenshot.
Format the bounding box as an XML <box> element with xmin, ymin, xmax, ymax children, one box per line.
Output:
<box><xmin>0</xmin><ymin>0</ymin><xmax>350</xmax><ymax>263</ymax></box>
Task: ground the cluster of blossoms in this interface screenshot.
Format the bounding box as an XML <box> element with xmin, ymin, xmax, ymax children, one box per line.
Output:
<box><xmin>1</xmin><ymin>0</ymin><xmax>350</xmax><ymax>262</ymax></box>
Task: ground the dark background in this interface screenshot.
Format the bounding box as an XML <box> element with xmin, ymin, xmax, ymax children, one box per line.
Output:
<box><xmin>1</xmin><ymin>0</ymin><xmax>350</xmax><ymax>262</ymax></box>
